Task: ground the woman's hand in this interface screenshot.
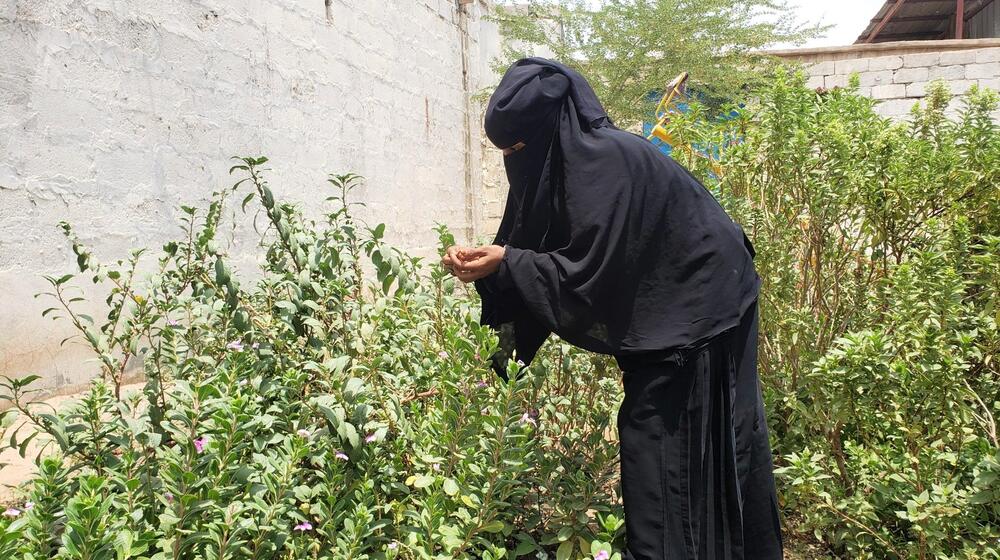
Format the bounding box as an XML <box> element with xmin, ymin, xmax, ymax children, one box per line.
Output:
<box><xmin>441</xmin><ymin>245</ymin><xmax>506</xmax><ymax>283</ymax></box>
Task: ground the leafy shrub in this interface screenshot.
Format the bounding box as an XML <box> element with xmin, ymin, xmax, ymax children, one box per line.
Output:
<box><xmin>2</xmin><ymin>71</ymin><xmax>999</xmax><ymax>559</ymax></box>
<box><xmin>0</xmin><ymin>164</ymin><xmax>625</xmax><ymax>559</ymax></box>
<box><xmin>667</xmin><ymin>72</ymin><xmax>1000</xmax><ymax>558</ymax></box>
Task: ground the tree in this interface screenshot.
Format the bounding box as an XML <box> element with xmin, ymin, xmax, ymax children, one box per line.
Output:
<box><xmin>493</xmin><ymin>0</ymin><xmax>823</xmax><ymax>127</ymax></box>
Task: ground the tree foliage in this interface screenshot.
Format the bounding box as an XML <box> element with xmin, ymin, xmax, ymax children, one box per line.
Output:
<box><xmin>493</xmin><ymin>0</ymin><xmax>822</xmax><ymax>126</ymax></box>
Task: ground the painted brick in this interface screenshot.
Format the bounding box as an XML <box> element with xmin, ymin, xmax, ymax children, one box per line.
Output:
<box><xmin>928</xmin><ymin>65</ymin><xmax>965</xmax><ymax>80</ymax></box>
<box><xmin>966</xmin><ymin>62</ymin><xmax>1000</xmax><ymax>80</ymax></box>
<box><xmin>871</xmin><ymin>83</ymin><xmax>906</xmax><ymax>99</ymax></box>
<box><xmin>894</xmin><ymin>67</ymin><xmax>929</xmax><ymax>84</ymax></box>
<box><xmin>859</xmin><ymin>70</ymin><xmax>893</xmax><ymax>87</ymax></box>
<box><xmin>868</xmin><ymin>56</ymin><xmax>903</xmax><ymax>71</ymax></box>
<box><xmin>834</xmin><ymin>58</ymin><xmax>869</xmax><ymax>74</ymax></box>
<box><xmin>978</xmin><ymin>78</ymin><xmax>1000</xmax><ymax>92</ymax></box>
<box><xmin>805</xmin><ymin>74</ymin><xmax>825</xmax><ymax>89</ymax></box>
<box><xmin>939</xmin><ymin>49</ymin><xmax>979</xmax><ymax>65</ymax></box>
<box><xmin>975</xmin><ymin>48</ymin><xmax>1000</xmax><ymax>64</ymax></box>
<box><xmin>902</xmin><ymin>52</ymin><xmax>940</xmax><ymax>67</ymax></box>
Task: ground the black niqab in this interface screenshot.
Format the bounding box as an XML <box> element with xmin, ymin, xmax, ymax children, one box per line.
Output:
<box><xmin>476</xmin><ymin>57</ymin><xmax>760</xmax><ymax>374</ymax></box>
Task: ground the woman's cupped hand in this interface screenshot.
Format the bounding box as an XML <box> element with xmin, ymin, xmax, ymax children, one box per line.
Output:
<box><xmin>441</xmin><ymin>245</ymin><xmax>505</xmax><ymax>283</ymax></box>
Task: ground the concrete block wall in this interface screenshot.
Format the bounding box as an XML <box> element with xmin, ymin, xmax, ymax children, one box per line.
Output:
<box><xmin>0</xmin><ymin>0</ymin><xmax>507</xmax><ymax>397</ymax></box>
<box><xmin>781</xmin><ymin>41</ymin><xmax>1000</xmax><ymax>120</ymax></box>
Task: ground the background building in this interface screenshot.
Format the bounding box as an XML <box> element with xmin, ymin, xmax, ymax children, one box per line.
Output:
<box><xmin>771</xmin><ymin>0</ymin><xmax>1000</xmax><ymax>119</ymax></box>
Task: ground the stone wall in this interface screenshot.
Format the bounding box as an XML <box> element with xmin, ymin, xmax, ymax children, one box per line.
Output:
<box><xmin>771</xmin><ymin>39</ymin><xmax>1000</xmax><ymax>119</ymax></box>
<box><xmin>0</xmin><ymin>0</ymin><xmax>506</xmax><ymax>397</ymax></box>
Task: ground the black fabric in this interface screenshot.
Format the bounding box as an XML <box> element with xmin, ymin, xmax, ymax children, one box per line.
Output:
<box><xmin>475</xmin><ymin>57</ymin><xmax>760</xmax><ymax>370</ymax></box>
<box><xmin>616</xmin><ymin>299</ymin><xmax>783</xmax><ymax>559</ymax></box>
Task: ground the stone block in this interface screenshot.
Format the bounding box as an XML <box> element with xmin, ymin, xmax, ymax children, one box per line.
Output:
<box><xmin>939</xmin><ymin>49</ymin><xmax>979</xmax><ymax>65</ymax></box>
<box><xmin>928</xmin><ymin>65</ymin><xmax>965</xmax><ymax>80</ymax></box>
<box><xmin>902</xmin><ymin>52</ymin><xmax>940</xmax><ymax>67</ymax></box>
<box><xmin>978</xmin><ymin>78</ymin><xmax>1000</xmax><ymax>92</ymax></box>
<box><xmin>894</xmin><ymin>67</ymin><xmax>929</xmax><ymax>84</ymax></box>
<box><xmin>825</xmin><ymin>74</ymin><xmax>849</xmax><ymax>89</ymax></box>
<box><xmin>876</xmin><ymin>98</ymin><xmax>918</xmax><ymax>117</ymax></box>
<box><xmin>975</xmin><ymin>48</ymin><xmax>1000</xmax><ymax>64</ymax></box>
<box><xmin>950</xmin><ymin>80</ymin><xmax>977</xmax><ymax>95</ymax></box>
<box><xmin>835</xmin><ymin>58</ymin><xmax>869</xmax><ymax>75</ymax></box>
<box><xmin>859</xmin><ymin>70</ymin><xmax>894</xmax><ymax>87</ymax></box>
<box><xmin>872</xmin><ymin>83</ymin><xmax>906</xmax><ymax>99</ymax></box>
<box><xmin>869</xmin><ymin>56</ymin><xmax>903</xmax><ymax>71</ymax></box>
<box><xmin>966</xmin><ymin>62</ymin><xmax>1000</xmax><ymax>80</ymax></box>
<box><xmin>906</xmin><ymin>81</ymin><xmax>929</xmax><ymax>98</ymax></box>
<box><xmin>808</xmin><ymin>61</ymin><xmax>835</xmax><ymax>75</ymax></box>
<box><xmin>805</xmin><ymin>74</ymin><xmax>825</xmax><ymax>89</ymax></box>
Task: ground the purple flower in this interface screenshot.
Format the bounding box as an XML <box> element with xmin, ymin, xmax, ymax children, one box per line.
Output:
<box><xmin>166</xmin><ymin>318</ymin><xmax>180</xmax><ymax>327</ymax></box>
<box><xmin>595</xmin><ymin>552</ymin><xmax>610</xmax><ymax>560</ymax></box>
<box><xmin>476</xmin><ymin>380</ymin><xmax>488</xmax><ymax>389</ymax></box>
<box><xmin>365</xmin><ymin>433</ymin><xmax>377</xmax><ymax>444</ymax></box>
<box><xmin>388</xmin><ymin>541</ymin><xmax>399</xmax><ymax>550</ymax></box>
<box><xmin>23</xmin><ymin>501</ymin><xmax>34</xmax><ymax>511</ymax></box>
<box><xmin>2</xmin><ymin>508</ymin><xmax>19</xmax><ymax>518</ymax></box>
<box><xmin>294</xmin><ymin>521</ymin><xmax>313</xmax><ymax>532</ymax></box>
<box><xmin>251</xmin><ymin>342</ymin><xmax>260</xmax><ymax>350</ymax></box>
<box><xmin>296</xmin><ymin>429</ymin><xmax>311</xmax><ymax>438</ymax></box>
<box><xmin>335</xmin><ymin>451</ymin><xmax>349</xmax><ymax>461</ymax></box>
<box><xmin>432</xmin><ymin>463</ymin><xmax>440</xmax><ymax>471</ymax></box>
<box><xmin>437</xmin><ymin>350</ymin><xmax>448</xmax><ymax>359</ymax></box>
<box><xmin>226</xmin><ymin>340</ymin><xmax>244</xmax><ymax>352</ymax></box>
<box><xmin>519</xmin><ymin>412</ymin><xmax>537</xmax><ymax>427</ymax></box>
<box><xmin>193</xmin><ymin>437</ymin><xmax>207</xmax><ymax>453</ymax></box>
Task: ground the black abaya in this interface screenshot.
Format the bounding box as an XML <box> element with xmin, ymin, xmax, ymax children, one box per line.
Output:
<box><xmin>475</xmin><ymin>58</ymin><xmax>783</xmax><ymax>559</ymax></box>
<box><xmin>615</xmin><ymin>300</ymin><xmax>782</xmax><ymax>559</ymax></box>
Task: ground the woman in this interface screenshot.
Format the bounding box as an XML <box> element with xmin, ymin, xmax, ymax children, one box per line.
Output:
<box><xmin>443</xmin><ymin>58</ymin><xmax>783</xmax><ymax>560</ymax></box>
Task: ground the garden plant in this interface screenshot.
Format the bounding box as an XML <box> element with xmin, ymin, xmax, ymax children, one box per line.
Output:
<box><xmin>0</xmin><ymin>71</ymin><xmax>998</xmax><ymax>559</ymax></box>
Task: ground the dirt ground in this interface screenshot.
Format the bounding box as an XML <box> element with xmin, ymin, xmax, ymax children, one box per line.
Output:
<box><xmin>0</xmin><ymin>382</ymin><xmax>145</xmax><ymax>502</ymax></box>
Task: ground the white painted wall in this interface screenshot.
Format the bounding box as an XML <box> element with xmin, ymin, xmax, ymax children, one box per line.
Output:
<box><xmin>0</xmin><ymin>0</ymin><xmax>506</xmax><ymax>396</ymax></box>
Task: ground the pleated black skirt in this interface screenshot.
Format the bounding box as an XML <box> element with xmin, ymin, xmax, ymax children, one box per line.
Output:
<box><xmin>614</xmin><ymin>300</ymin><xmax>783</xmax><ymax>560</ymax></box>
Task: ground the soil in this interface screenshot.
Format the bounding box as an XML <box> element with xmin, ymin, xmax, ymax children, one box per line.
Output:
<box><xmin>0</xmin><ymin>382</ymin><xmax>146</xmax><ymax>503</ymax></box>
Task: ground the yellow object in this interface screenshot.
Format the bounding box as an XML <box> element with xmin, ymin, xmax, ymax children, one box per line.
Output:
<box><xmin>646</xmin><ymin>72</ymin><xmax>689</xmax><ymax>144</ymax></box>
<box><xmin>646</xmin><ymin>71</ymin><xmax>723</xmax><ymax>176</ymax></box>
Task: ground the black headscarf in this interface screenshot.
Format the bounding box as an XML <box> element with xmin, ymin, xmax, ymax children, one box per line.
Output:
<box><xmin>476</xmin><ymin>57</ymin><xmax>760</xmax><ymax>377</ymax></box>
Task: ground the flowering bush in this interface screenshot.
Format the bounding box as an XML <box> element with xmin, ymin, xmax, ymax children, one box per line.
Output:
<box><xmin>0</xmin><ymin>166</ymin><xmax>625</xmax><ymax>559</ymax></box>
<box><xmin>2</xmin><ymin>71</ymin><xmax>999</xmax><ymax>559</ymax></box>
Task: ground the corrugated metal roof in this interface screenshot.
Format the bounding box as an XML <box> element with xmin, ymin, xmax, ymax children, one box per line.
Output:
<box><xmin>856</xmin><ymin>0</ymin><xmax>996</xmax><ymax>43</ymax></box>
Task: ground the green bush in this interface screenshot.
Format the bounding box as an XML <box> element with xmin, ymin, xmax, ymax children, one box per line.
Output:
<box><xmin>0</xmin><ymin>166</ymin><xmax>625</xmax><ymax>559</ymax></box>
<box><xmin>667</xmin><ymin>71</ymin><xmax>1000</xmax><ymax>558</ymax></box>
<box><xmin>1</xmin><ymin>70</ymin><xmax>999</xmax><ymax>559</ymax></box>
